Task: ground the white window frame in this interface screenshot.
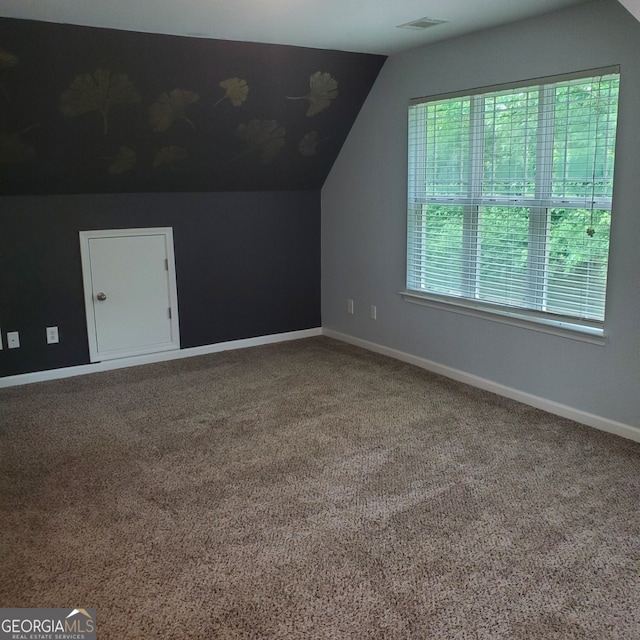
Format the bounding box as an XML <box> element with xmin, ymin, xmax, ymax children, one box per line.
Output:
<box><xmin>402</xmin><ymin>67</ymin><xmax>620</xmax><ymax>343</ymax></box>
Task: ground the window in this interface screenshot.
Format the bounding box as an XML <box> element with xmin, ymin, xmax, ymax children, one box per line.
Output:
<box><xmin>405</xmin><ymin>68</ymin><xmax>620</xmax><ymax>335</ymax></box>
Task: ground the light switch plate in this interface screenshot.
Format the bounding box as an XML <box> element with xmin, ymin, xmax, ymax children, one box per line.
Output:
<box><xmin>7</xmin><ymin>331</ymin><xmax>20</xmax><ymax>349</ymax></box>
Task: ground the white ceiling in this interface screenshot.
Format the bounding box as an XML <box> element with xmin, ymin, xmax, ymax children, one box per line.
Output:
<box><xmin>0</xmin><ymin>0</ymin><xmax>594</xmax><ymax>55</ymax></box>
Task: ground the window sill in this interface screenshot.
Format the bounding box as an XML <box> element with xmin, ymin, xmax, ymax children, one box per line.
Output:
<box><xmin>400</xmin><ymin>290</ymin><xmax>606</xmax><ymax>346</ymax></box>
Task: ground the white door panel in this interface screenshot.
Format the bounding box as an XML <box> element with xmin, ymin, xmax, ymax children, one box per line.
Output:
<box><xmin>80</xmin><ymin>228</ymin><xmax>180</xmax><ymax>362</ymax></box>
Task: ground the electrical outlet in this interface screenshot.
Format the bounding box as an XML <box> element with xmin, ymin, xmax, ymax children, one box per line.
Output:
<box><xmin>370</xmin><ymin>305</ymin><xmax>377</xmax><ymax>320</ymax></box>
<box><xmin>7</xmin><ymin>331</ymin><xmax>20</xmax><ymax>349</ymax></box>
<box><xmin>46</xmin><ymin>326</ymin><xmax>59</xmax><ymax>344</ymax></box>
<box><xmin>347</xmin><ymin>299</ymin><xmax>354</xmax><ymax>314</ymax></box>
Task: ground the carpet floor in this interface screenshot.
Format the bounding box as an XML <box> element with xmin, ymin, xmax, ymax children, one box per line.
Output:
<box><xmin>0</xmin><ymin>337</ymin><xmax>639</xmax><ymax>639</ymax></box>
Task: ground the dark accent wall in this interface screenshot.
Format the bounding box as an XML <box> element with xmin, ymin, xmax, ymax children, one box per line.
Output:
<box><xmin>0</xmin><ymin>18</ymin><xmax>386</xmax><ymax>377</ymax></box>
<box><xmin>0</xmin><ymin>191</ymin><xmax>320</xmax><ymax>376</ymax></box>
<box><xmin>0</xmin><ymin>18</ymin><xmax>385</xmax><ymax>194</ymax></box>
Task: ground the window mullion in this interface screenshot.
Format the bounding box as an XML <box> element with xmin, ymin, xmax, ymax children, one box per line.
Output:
<box><xmin>528</xmin><ymin>86</ymin><xmax>555</xmax><ymax>310</ymax></box>
<box><xmin>462</xmin><ymin>95</ymin><xmax>484</xmax><ymax>298</ymax></box>
<box><xmin>407</xmin><ymin>108</ymin><xmax>426</xmax><ymax>290</ymax></box>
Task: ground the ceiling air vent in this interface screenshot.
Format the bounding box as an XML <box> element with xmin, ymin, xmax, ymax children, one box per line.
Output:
<box><xmin>397</xmin><ymin>17</ymin><xmax>448</xmax><ymax>30</ymax></box>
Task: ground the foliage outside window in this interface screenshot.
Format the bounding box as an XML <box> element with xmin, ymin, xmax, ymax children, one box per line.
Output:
<box><xmin>406</xmin><ymin>69</ymin><xmax>620</xmax><ymax>333</ymax></box>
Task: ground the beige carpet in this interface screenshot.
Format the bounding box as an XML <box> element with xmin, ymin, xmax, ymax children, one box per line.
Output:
<box><xmin>1</xmin><ymin>337</ymin><xmax>638</xmax><ymax>639</ymax></box>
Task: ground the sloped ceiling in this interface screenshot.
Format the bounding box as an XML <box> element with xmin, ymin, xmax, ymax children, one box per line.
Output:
<box><xmin>0</xmin><ymin>0</ymin><xmax>590</xmax><ymax>55</ymax></box>
<box><xmin>0</xmin><ymin>18</ymin><xmax>385</xmax><ymax>195</ymax></box>
<box><xmin>617</xmin><ymin>0</ymin><xmax>640</xmax><ymax>21</ymax></box>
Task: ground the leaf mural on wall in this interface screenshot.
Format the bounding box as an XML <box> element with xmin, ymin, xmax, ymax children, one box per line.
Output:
<box><xmin>298</xmin><ymin>131</ymin><xmax>331</xmax><ymax>156</ymax></box>
<box><xmin>235</xmin><ymin>119</ymin><xmax>285</xmax><ymax>164</ymax></box>
<box><xmin>287</xmin><ymin>72</ymin><xmax>338</xmax><ymax>116</ymax></box>
<box><xmin>0</xmin><ymin>17</ymin><xmax>386</xmax><ymax>194</ymax></box>
<box><xmin>0</xmin><ymin>48</ymin><xmax>18</xmax><ymax>100</ymax></box>
<box><xmin>215</xmin><ymin>78</ymin><xmax>248</xmax><ymax>107</ymax></box>
<box><xmin>59</xmin><ymin>69</ymin><xmax>141</xmax><ymax>135</ymax></box>
<box><xmin>153</xmin><ymin>145</ymin><xmax>188</xmax><ymax>170</ymax></box>
<box><xmin>107</xmin><ymin>145</ymin><xmax>137</xmax><ymax>175</ymax></box>
<box><xmin>149</xmin><ymin>90</ymin><xmax>199</xmax><ymax>132</ymax></box>
<box><xmin>0</xmin><ymin>48</ymin><xmax>18</xmax><ymax>69</ymax></box>
<box><xmin>299</xmin><ymin>131</ymin><xmax>318</xmax><ymax>156</ymax></box>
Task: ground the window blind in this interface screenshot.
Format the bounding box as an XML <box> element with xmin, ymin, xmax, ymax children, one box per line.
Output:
<box><xmin>407</xmin><ymin>69</ymin><xmax>619</xmax><ymax>326</ymax></box>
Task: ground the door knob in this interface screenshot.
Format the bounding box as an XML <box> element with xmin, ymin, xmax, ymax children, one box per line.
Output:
<box><xmin>96</xmin><ymin>292</ymin><xmax>107</xmax><ymax>301</ymax></box>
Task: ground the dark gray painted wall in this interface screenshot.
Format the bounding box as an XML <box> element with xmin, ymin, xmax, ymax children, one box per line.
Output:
<box><xmin>0</xmin><ymin>190</ymin><xmax>320</xmax><ymax>376</ymax></box>
<box><xmin>0</xmin><ymin>17</ymin><xmax>385</xmax><ymax>194</ymax></box>
<box><xmin>322</xmin><ymin>0</ymin><xmax>640</xmax><ymax>428</ymax></box>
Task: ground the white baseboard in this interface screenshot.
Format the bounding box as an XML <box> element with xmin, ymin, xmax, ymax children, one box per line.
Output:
<box><xmin>323</xmin><ymin>329</ymin><xmax>640</xmax><ymax>444</ymax></box>
<box><xmin>0</xmin><ymin>328</ymin><xmax>322</xmax><ymax>389</ymax></box>
<box><xmin>4</xmin><ymin>325</ymin><xmax>637</xmax><ymax>444</ymax></box>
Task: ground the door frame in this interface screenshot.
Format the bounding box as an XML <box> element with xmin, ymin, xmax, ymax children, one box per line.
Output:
<box><xmin>79</xmin><ymin>227</ymin><xmax>180</xmax><ymax>363</ymax></box>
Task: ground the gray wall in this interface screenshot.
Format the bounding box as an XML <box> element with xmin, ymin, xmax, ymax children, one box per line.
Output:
<box><xmin>322</xmin><ymin>0</ymin><xmax>640</xmax><ymax>428</ymax></box>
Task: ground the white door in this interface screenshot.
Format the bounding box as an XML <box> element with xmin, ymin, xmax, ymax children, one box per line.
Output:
<box><xmin>79</xmin><ymin>228</ymin><xmax>180</xmax><ymax>362</ymax></box>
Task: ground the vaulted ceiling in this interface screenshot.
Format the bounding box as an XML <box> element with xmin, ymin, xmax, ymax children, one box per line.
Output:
<box><xmin>0</xmin><ymin>0</ymin><xmax>593</xmax><ymax>55</ymax></box>
<box><xmin>617</xmin><ymin>0</ymin><xmax>640</xmax><ymax>21</ymax></box>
